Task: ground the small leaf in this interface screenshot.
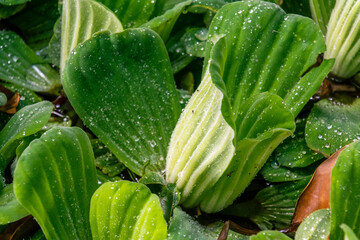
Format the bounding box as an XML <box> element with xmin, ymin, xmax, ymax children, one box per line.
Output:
<box><xmin>330</xmin><ymin>140</ymin><xmax>360</xmax><ymax>239</ymax></box>
<box><xmin>249</xmin><ymin>231</ymin><xmax>291</xmax><ymax>240</ymax></box>
<box><xmin>324</xmin><ymin>0</ymin><xmax>360</xmax><ymax>78</ymax></box>
<box><xmin>295</xmin><ymin>209</ymin><xmax>330</xmax><ymax>240</ymax></box>
<box><xmin>0</xmin><ymin>183</ymin><xmax>28</xmax><ymax>224</ymax></box>
<box><xmin>305</xmin><ymin>99</ymin><xmax>360</xmax><ymax>157</ymax></box>
<box><xmin>291</xmin><ymin>146</ymin><xmax>347</xmax><ymax>228</ymax></box>
<box><xmin>63</xmin><ymin>29</ymin><xmax>181</xmax><ymax>176</ymax></box>
<box><xmin>0</xmin><ymin>92</ymin><xmax>7</xmax><ymax>106</ymax></box>
<box><xmin>341</xmin><ymin>224</ymin><xmax>359</xmax><ymax>240</ymax></box>
<box><xmin>0</xmin><ymin>91</ymin><xmax>20</xmax><ymax>114</ymax></box>
<box><xmin>14</xmin><ymin>127</ymin><xmax>98</xmax><ymax>240</ymax></box>
<box><xmin>0</xmin><ymin>31</ymin><xmax>60</xmax><ymax>92</ymax></box>
<box><xmin>90</xmin><ymin>180</ymin><xmax>167</xmax><ymax>240</ymax></box>
<box><xmin>309</xmin><ymin>0</ymin><xmax>336</xmax><ymax>34</ymax></box>
<box><xmin>60</xmin><ymin>0</ymin><xmax>123</xmax><ymax>72</ymax></box>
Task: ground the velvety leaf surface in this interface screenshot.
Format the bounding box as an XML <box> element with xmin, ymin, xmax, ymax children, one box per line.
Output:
<box><xmin>0</xmin><ymin>101</ymin><xmax>53</xmax><ymax>185</ymax></box>
<box><xmin>90</xmin><ymin>180</ymin><xmax>167</xmax><ymax>240</ymax></box>
<box><xmin>324</xmin><ymin>0</ymin><xmax>360</xmax><ymax>78</ymax></box>
<box><xmin>13</xmin><ymin>127</ymin><xmax>98</xmax><ymax>240</ymax></box>
<box><xmin>309</xmin><ymin>0</ymin><xmax>336</xmax><ymax>34</ymax></box>
<box><xmin>142</xmin><ymin>0</ymin><xmax>192</xmax><ymax>42</ymax></box>
<box><xmin>295</xmin><ymin>209</ymin><xmax>330</xmax><ymax>240</ymax></box>
<box><xmin>305</xmin><ymin>99</ymin><xmax>360</xmax><ymax>157</ymax></box>
<box><xmin>63</xmin><ymin>29</ymin><xmax>181</xmax><ymax>176</ymax></box>
<box><xmin>0</xmin><ymin>31</ymin><xmax>60</xmax><ymax>92</ymax></box>
<box><xmin>0</xmin><ymin>183</ymin><xmax>28</xmax><ymax>224</ymax></box>
<box><xmin>60</xmin><ymin>0</ymin><xmax>123</xmax><ymax>72</ymax></box>
<box><xmin>167</xmin><ymin>208</ymin><xmax>247</xmax><ymax>240</ymax></box>
<box><xmin>330</xmin><ymin>141</ymin><xmax>360</xmax><ymax>240</ymax></box>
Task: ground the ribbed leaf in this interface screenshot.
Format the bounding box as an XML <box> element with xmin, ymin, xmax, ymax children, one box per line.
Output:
<box><xmin>13</xmin><ymin>127</ymin><xmax>98</xmax><ymax>240</ymax></box>
<box><xmin>90</xmin><ymin>180</ymin><xmax>167</xmax><ymax>240</ymax></box>
<box><xmin>305</xmin><ymin>99</ymin><xmax>360</xmax><ymax>157</ymax></box>
<box><xmin>0</xmin><ymin>31</ymin><xmax>60</xmax><ymax>92</ymax></box>
<box><xmin>295</xmin><ymin>209</ymin><xmax>330</xmax><ymax>240</ymax></box>
<box><xmin>324</xmin><ymin>0</ymin><xmax>360</xmax><ymax>78</ymax></box>
<box><xmin>63</xmin><ymin>29</ymin><xmax>181</xmax><ymax>176</ymax></box>
<box><xmin>0</xmin><ymin>183</ymin><xmax>28</xmax><ymax>224</ymax></box>
<box><xmin>96</xmin><ymin>0</ymin><xmax>158</xmax><ymax>28</ymax></box>
<box><xmin>0</xmin><ymin>101</ymin><xmax>53</xmax><ymax>186</ymax></box>
<box><xmin>60</xmin><ymin>0</ymin><xmax>123</xmax><ymax>72</ymax></box>
<box><xmin>142</xmin><ymin>0</ymin><xmax>192</xmax><ymax>42</ymax></box>
<box><xmin>309</xmin><ymin>0</ymin><xmax>336</xmax><ymax>34</ymax></box>
<box><xmin>166</xmin><ymin>0</ymin><xmax>331</xmax><ymax>213</ymax></box>
<box><xmin>330</xmin><ymin>140</ymin><xmax>360</xmax><ymax>240</ymax></box>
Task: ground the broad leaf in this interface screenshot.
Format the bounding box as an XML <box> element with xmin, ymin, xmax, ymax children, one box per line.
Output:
<box><xmin>166</xmin><ymin>0</ymin><xmax>332</xmax><ymax>213</ymax></box>
<box><xmin>142</xmin><ymin>0</ymin><xmax>192</xmax><ymax>42</ymax></box>
<box><xmin>309</xmin><ymin>0</ymin><xmax>336</xmax><ymax>34</ymax></box>
<box><xmin>324</xmin><ymin>0</ymin><xmax>360</xmax><ymax>78</ymax></box>
<box><xmin>261</xmin><ymin>162</ymin><xmax>317</xmax><ymax>182</ymax></box>
<box><xmin>0</xmin><ymin>101</ymin><xmax>53</xmax><ymax>186</ymax></box>
<box><xmin>167</xmin><ymin>208</ymin><xmax>247</xmax><ymax>240</ymax></box>
<box><xmin>295</xmin><ymin>209</ymin><xmax>330</xmax><ymax>240</ymax></box>
<box><xmin>305</xmin><ymin>99</ymin><xmax>360</xmax><ymax>157</ymax></box>
<box><xmin>330</xmin><ymin>140</ymin><xmax>360</xmax><ymax>239</ymax></box>
<box><xmin>0</xmin><ymin>0</ymin><xmax>28</xmax><ymax>6</ymax></box>
<box><xmin>13</xmin><ymin>127</ymin><xmax>98</xmax><ymax>240</ymax></box>
<box><xmin>0</xmin><ymin>183</ymin><xmax>28</xmax><ymax>224</ymax></box>
<box><xmin>0</xmin><ymin>31</ymin><xmax>60</xmax><ymax>92</ymax></box>
<box><xmin>63</xmin><ymin>29</ymin><xmax>181</xmax><ymax>176</ymax></box>
<box><xmin>249</xmin><ymin>231</ymin><xmax>291</xmax><ymax>240</ymax></box>
<box><xmin>90</xmin><ymin>180</ymin><xmax>167</xmax><ymax>240</ymax></box>
<box><xmin>60</xmin><ymin>0</ymin><xmax>123</xmax><ymax>72</ymax></box>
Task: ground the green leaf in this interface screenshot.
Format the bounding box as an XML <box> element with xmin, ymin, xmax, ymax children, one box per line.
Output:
<box><xmin>0</xmin><ymin>0</ymin><xmax>29</xmax><ymax>6</ymax></box>
<box><xmin>295</xmin><ymin>209</ymin><xmax>330</xmax><ymax>240</ymax></box>
<box><xmin>330</xmin><ymin>140</ymin><xmax>360</xmax><ymax>240</ymax></box>
<box><xmin>167</xmin><ymin>207</ymin><xmax>248</xmax><ymax>240</ymax></box>
<box><xmin>60</xmin><ymin>0</ymin><xmax>123</xmax><ymax>72</ymax></box>
<box><xmin>3</xmin><ymin>83</ymin><xmax>42</xmax><ymax>109</ymax></box>
<box><xmin>324</xmin><ymin>0</ymin><xmax>360</xmax><ymax>78</ymax></box>
<box><xmin>309</xmin><ymin>0</ymin><xmax>336</xmax><ymax>34</ymax></box>
<box><xmin>13</xmin><ymin>127</ymin><xmax>98</xmax><ymax>240</ymax></box>
<box><xmin>261</xmin><ymin>162</ymin><xmax>317</xmax><ymax>182</ymax></box>
<box><xmin>341</xmin><ymin>224</ymin><xmax>360</xmax><ymax>240</ymax></box>
<box><xmin>142</xmin><ymin>0</ymin><xmax>192</xmax><ymax>42</ymax></box>
<box><xmin>0</xmin><ymin>93</ymin><xmax>6</xmax><ymax>106</ymax></box>
<box><xmin>0</xmin><ymin>183</ymin><xmax>28</xmax><ymax>224</ymax></box>
<box><xmin>305</xmin><ymin>99</ymin><xmax>360</xmax><ymax>157</ymax></box>
<box><xmin>249</xmin><ymin>231</ymin><xmax>291</xmax><ymax>240</ymax></box>
<box><xmin>182</xmin><ymin>28</ymin><xmax>208</xmax><ymax>58</ymax></box>
<box><xmin>63</xmin><ymin>29</ymin><xmax>181</xmax><ymax>176</ymax></box>
<box><xmin>222</xmin><ymin>179</ymin><xmax>309</xmax><ymax>230</ymax></box>
<box><xmin>0</xmin><ymin>3</ymin><xmax>24</xmax><ymax>18</ymax></box>
<box><xmin>7</xmin><ymin>0</ymin><xmax>60</xmax><ymax>50</ymax></box>
<box><xmin>90</xmin><ymin>180</ymin><xmax>167</xmax><ymax>240</ymax></box>
<box><xmin>0</xmin><ymin>101</ymin><xmax>53</xmax><ymax>184</ymax></box>
<box><xmin>0</xmin><ymin>31</ymin><xmax>60</xmax><ymax>92</ymax></box>
<box><xmin>96</xmin><ymin>0</ymin><xmax>157</xmax><ymax>28</ymax></box>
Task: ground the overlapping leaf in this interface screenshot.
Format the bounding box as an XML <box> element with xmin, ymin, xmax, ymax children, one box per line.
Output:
<box><xmin>309</xmin><ymin>0</ymin><xmax>336</xmax><ymax>34</ymax></box>
<box><xmin>0</xmin><ymin>0</ymin><xmax>29</xmax><ymax>6</ymax></box>
<box><xmin>0</xmin><ymin>183</ymin><xmax>28</xmax><ymax>224</ymax></box>
<box><xmin>0</xmin><ymin>31</ymin><xmax>60</xmax><ymax>92</ymax></box>
<box><xmin>13</xmin><ymin>127</ymin><xmax>98</xmax><ymax>240</ymax></box>
<box><xmin>294</xmin><ymin>209</ymin><xmax>330</xmax><ymax>240</ymax></box>
<box><xmin>60</xmin><ymin>0</ymin><xmax>123</xmax><ymax>72</ymax></box>
<box><xmin>63</xmin><ymin>29</ymin><xmax>182</xmax><ymax>176</ymax></box>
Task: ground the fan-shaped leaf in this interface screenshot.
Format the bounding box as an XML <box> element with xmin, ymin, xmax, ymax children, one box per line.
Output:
<box><xmin>13</xmin><ymin>127</ymin><xmax>98</xmax><ymax>240</ymax></box>
<box><xmin>63</xmin><ymin>29</ymin><xmax>181</xmax><ymax>176</ymax></box>
<box><xmin>0</xmin><ymin>31</ymin><xmax>60</xmax><ymax>92</ymax></box>
<box><xmin>60</xmin><ymin>0</ymin><xmax>123</xmax><ymax>72</ymax></box>
<box><xmin>90</xmin><ymin>180</ymin><xmax>167</xmax><ymax>240</ymax></box>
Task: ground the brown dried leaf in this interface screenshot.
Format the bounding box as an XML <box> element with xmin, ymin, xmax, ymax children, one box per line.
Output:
<box><xmin>286</xmin><ymin>146</ymin><xmax>348</xmax><ymax>232</ymax></box>
<box><xmin>0</xmin><ymin>85</ymin><xmax>20</xmax><ymax>114</ymax></box>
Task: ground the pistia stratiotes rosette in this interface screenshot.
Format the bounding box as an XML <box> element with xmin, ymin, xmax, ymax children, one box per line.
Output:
<box><xmin>166</xmin><ymin>0</ymin><xmax>334</xmax><ymax>213</ymax></box>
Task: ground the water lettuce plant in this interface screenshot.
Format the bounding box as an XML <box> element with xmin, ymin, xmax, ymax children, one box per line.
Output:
<box><xmin>1</xmin><ymin>0</ymin><xmax>360</xmax><ymax>239</ymax></box>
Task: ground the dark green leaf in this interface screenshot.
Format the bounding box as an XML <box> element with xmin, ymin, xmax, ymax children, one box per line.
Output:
<box><xmin>295</xmin><ymin>209</ymin><xmax>330</xmax><ymax>240</ymax></box>
<box><xmin>60</xmin><ymin>0</ymin><xmax>123</xmax><ymax>72</ymax></box>
<box><xmin>305</xmin><ymin>99</ymin><xmax>360</xmax><ymax>157</ymax></box>
<box><xmin>182</xmin><ymin>28</ymin><xmax>207</xmax><ymax>58</ymax></box>
<box><xmin>261</xmin><ymin>162</ymin><xmax>317</xmax><ymax>182</ymax></box>
<box><xmin>3</xmin><ymin>83</ymin><xmax>42</xmax><ymax>109</ymax></box>
<box><xmin>330</xmin><ymin>140</ymin><xmax>360</xmax><ymax>239</ymax></box>
<box><xmin>63</xmin><ymin>29</ymin><xmax>182</xmax><ymax>176</ymax></box>
<box><xmin>249</xmin><ymin>231</ymin><xmax>291</xmax><ymax>240</ymax></box>
<box><xmin>0</xmin><ymin>31</ymin><xmax>60</xmax><ymax>92</ymax></box>
<box><xmin>0</xmin><ymin>0</ymin><xmax>28</xmax><ymax>6</ymax></box>
<box><xmin>90</xmin><ymin>180</ymin><xmax>167</xmax><ymax>240</ymax></box>
<box><xmin>0</xmin><ymin>183</ymin><xmax>28</xmax><ymax>224</ymax></box>
<box><xmin>309</xmin><ymin>0</ymin><xmax>336</xmax><ymax>34</ymax></box>
<box><xmin>13</xmin><ymin>127</ymin><xmax>98</xmax><ymax>240</ymax></box>
<box><xmin>0</xmin><ymin>3</ymin><xmax>24</xmax><ymax>18</ymax></box>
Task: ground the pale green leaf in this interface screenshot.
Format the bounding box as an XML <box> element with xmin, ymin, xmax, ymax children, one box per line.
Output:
<box><xmin>90</xmin><ymin>180</ymin><xmax>167</xmax><ymax>240</ymax></box>
<box><xmin>13</xmin><ymin>127</ymin><xmax>98</xmax><ymax>240</ymax></box>
<box><xmin>295</xmin><ymin>209</ymin><xmax>330</xmax><ymax>240</ymax></box>
<box><xmin>60</xmin><ymin>0</ymin><xmax>123</xmax><ymax>72</ymax></box>
<box><xmin>341</xmin><ymin>224</ymin><xmax>360</xmax><ymax>240</ymax></box>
